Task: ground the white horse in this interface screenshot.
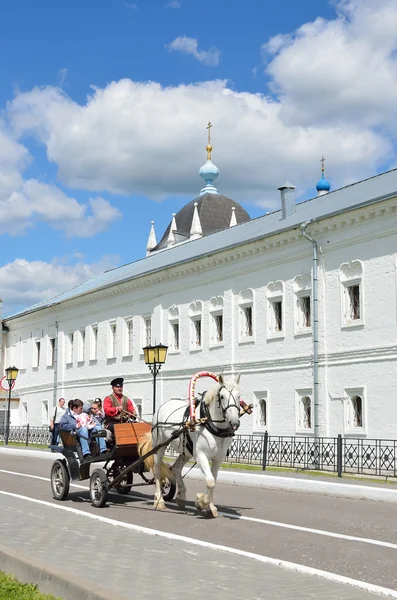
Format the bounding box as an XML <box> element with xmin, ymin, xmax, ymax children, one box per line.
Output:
<box><xmin>138</xmin><ymin>373</ymin><xmax>241</xmax><ymax>517</ymax></box>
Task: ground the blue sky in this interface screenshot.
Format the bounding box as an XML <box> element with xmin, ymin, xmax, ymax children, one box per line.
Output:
<box><xmin>1</xmin><ymin>0</ymin><xmax>396</xmax><ymax>315</ymax></box>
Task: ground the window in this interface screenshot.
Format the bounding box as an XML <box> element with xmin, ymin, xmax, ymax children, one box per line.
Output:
<box><xmin>193</xmin><ymin>319</ymin><xmax>202</xmax><ymax>348</ymax></box>
<box><xmin>109</xmin><ymin>322</ymin><xmax>117</xmax><ymax>358</ymax></box>
<box><xmin>272</xmin><ymin>301</ymin><xmax>282</xmax><ymax>332</ymax></box>
<box><xmin>65</xmin><ymin>333</ymin><xmax>73</xmax><ymax>364</ymax></box>
<box><xmin>49</xmin><ymin>338</ymin><xmax>56</xmax><ymax>367</ymax></box>
<box><xmin>33</xmin><ymin>340</ymin><xmax>41</xmax><ymax>368</ymax></box>
<box><xmin>215</xmin><ymin>314</ymin><xmax>223</xmax><ymax>342</ymax></box>
<box><xmin>345</xmin><ymin>387</ymin><xmax>365</xmax><ymax>433</ymax></box>
<box><xmin>168</xmin><ymin>306</ymin><xmax>180</xmax><ymax>352</ymax></box>
<box><xmin>267</xmin><ymin>281</ymin><xmax>284</xmax><ymax>338</ymax></box>
<box><xmin>294</xmin><ymin>274</ymin><xmax>312</xmax><ymax>334</ymax></box>
<box><xmin>42</xmin><ymin>400</ymin><xmax>49</xmax><ymax>425</ymax></box>
<box><xmin>189</xmin><ymin>301</ymin><xmax>202</xmax><ymax>351</ymax></box>
<box><xmin>340</xmin><ymin>260</ymin><xmax>364</xmax><ymax>327</ymax></box>
<box><xmin>253</xmin><ymin>391</ymin><xmax>268</xmax><ymax>432</ymax></box>
<box><xmin>347</xmin><ymin>285</ymin><xmax>360</xmax><ymax>320</ymax></box>
<box><xmin>238</xmin><ymin>289</ymin><xmax>254</xmax><ymax>342</ymax></box>
<box><xmin>209</xmin><ymin>296</ymin><xmax>224</xmax><ymax>346</ymax></box>
<box><xmin>296</xmin><ymin>390</ymin><xmax>313</xmax><ymax>433</ymax></box>
<box><xmin>172</xmin><ymin>323</ymin><xmax>179</xmax><ymax>350</ymax></box>
<box><xmin>144</xmin><ymin>317</ymin><xmax>152</xmax><ymax>346</ymax></box>
<box><xmin>78</xmin><ymin>329</ymin><xmax>85</xmax><ymax>362</ymax></box>
<box><xmin>123</xmin><ymin>319</ymin><xmax>134</xmax><ymax>356</ymax></box>
<box><xmin>91</xmin><ymin>325</ymin><xmax>98</xmax><ymax>360</ymax></box>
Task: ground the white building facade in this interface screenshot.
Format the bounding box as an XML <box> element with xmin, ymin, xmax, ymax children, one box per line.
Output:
<box><xmin>3</xmin><ymin>168</ymin><xmax>397</xmax><ymax>440</ymax></box>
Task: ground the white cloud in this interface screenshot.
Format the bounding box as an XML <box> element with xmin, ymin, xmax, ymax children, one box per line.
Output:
<box><xmin>1</xmin><ymin>255</ymin><xmax>119</xmax><ymax>316</ymax></box>
<box><xmin>166</xmin><ymin>0</ymin><xmax>181</xmax><ymax>8</ymax></box>
<box><xmin>0</xmin><ymin>178</ymin><xmax>121</xmax><ymax>237</ymax></box>
<box><xmin>125</xmin><ymin>2</ymin><xmax>138</xmax><ymax>8</ymax></box>
<box><xmin>263</xmin><ymin>0</ymin><xmax>397</xmax><ymax>129</ymax></box>
<box><xmin>166</xmin><ymin>36</ymin><xmax>220</xmax><ymax>66</ymax></box>
<box><xmin>6</xmin><ymin>77</ymin><xmax>391</xmax><ymax>206</ymax></box>
<box><xmin>0</xmin><ymin>118</ymin><xmax>121</xmax><ymax>237</ymax></box>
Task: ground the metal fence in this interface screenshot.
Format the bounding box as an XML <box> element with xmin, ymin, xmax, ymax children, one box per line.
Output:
<box><xmin>227</xmin><ymin>434</ymin><xmax>397</xmax><ymax>478</ymax></box>
<box><xmin>1</xmin><ymin>426</ymin><xmax>396</xmax><ymax>478</ymax></box>
<box><xmin>0</xmin><ymin>425</ymin><xmax>51</xmax><ymax>446</ymax></box>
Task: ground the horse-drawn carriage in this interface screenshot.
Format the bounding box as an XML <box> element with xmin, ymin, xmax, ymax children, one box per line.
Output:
<box><xmin>50</xmin><ymin>372</ymin><xmax>252</xmax><ymax>516</ymax></box>
<box><xmin>50</xmin><ymin>421</ymin><xmax>176</xmax><ymax>507</ymax></box>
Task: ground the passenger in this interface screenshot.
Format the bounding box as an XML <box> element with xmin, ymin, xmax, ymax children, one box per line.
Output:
<box><xmin>59</xmin><ymin>399</ymin><xmax>107</xmax><ymax>458</ymax></box>
<box><xmin>103</xmin><ymin>378</ymin><xmax>137</xmax><ymax>441</ymax></box>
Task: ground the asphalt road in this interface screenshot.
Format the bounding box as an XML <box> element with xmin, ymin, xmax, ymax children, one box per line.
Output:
<box><xmin>0</xmin><ymin>452</ymin><xmax>396</xmax><ymax>595</ymax></box>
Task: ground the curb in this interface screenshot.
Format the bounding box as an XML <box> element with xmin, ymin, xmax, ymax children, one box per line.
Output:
<box><xmin>0</xmin><ymin>543</ymin><xmax>127</xmax><ymax>600</ymax></box>
<box><xmin>2</xmin><ymin>446</ymin><xmax>397</xmax><ymax>504</ymax></box>
<box><xmin>183</xmin><ymin>468</ymin><xmax>397</xmax><ymax>504</ymax></box>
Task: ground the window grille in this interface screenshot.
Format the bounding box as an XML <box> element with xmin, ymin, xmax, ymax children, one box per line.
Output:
<box><xmin>273</xmin><ymin>301</ymin><xmax>282</xmax><ymax>332</ymax></box>
<box><xmin>300</xmin><ymin>296</ymin><xmax>311</xmax><ymax>328</ymax></box>
<box><xmin>259</xmin><ymin>399</ymin><xmax>267</xmax><ymax>426</ymax></box>
<box><xmin>145</xmin><ymin>318</ymin><xmax>152</xmax><ymax>346</ymax></box>
<box><xmin>243</xmin><ymin>306</ymin><xmax>253</xmax><ymax>337</ymax></box>
<box><xmin>126</xmin><ymin>320</ymin><xmax>133</xmax><ymax>355</ymax></box>
<box><xmin>172</xmin><ymin>322</ymin><xmax>179</xmax><ymax>350</ymax></box>
<box><xmin>351</xmin><ymin>395</ymin><xmax>363</xmax><ymax>427</ymax></box>
<box><xmin>301</xmin><ymin>396</ymin><xmax>312</xmax><ymax>429</ymax></box>
<box><xmin>49</xmin><ymin>338</ymin><xmax>56</xmax><ymax>366</ymax></box>
<box><xmin>214</xmin><ymin>314</ymin><xmax>223</xmax><ymax>343</ymax></box>
<box><xmin>110</xmin><ymin>324</ymin><xmax>117</xmax><ymax>358</ymax></box>
<box><xmin>194</xmin><ymin>319</ymin><xmax>202</xmax><ymax>347</ymax></box>
<box><xmin>92</xmin><ymin>326</ymin><xmax>98</xmax><ymax>360</ymax></box>
<box><xmin>35</xmin><ymin>341</ymin><xmax>41</xmax><ymax>367</ymax></box>
<box><xmin>348</xmin><ymin>285</ymin><xmax>360</xmax><ymax>320</ymax></box>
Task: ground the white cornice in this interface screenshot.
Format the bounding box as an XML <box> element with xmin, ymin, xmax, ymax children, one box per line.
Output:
<box><xmin>6</xmin><ymin>196</ymin><xmax>397</xmax><ymax>328</ymax></box>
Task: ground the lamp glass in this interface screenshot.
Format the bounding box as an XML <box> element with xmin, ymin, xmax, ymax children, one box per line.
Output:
<box><xmin>143</xmin><ymin>345</ymin><xmax>154</xmax><ymax>365</ymax></box>
<box><xmin>156</xmin><ymin>343</ymin><xmax>168</xmax><ymax>364</ymax></box>
<box><xmin>5</xmin><ymin>366</ymin><xmax>19</xmax><ymax>383</ymax></box>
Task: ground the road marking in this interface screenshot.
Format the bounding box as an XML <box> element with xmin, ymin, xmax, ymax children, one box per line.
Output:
<box><xmin>1</xmin><ymin>468</ymin><xmax>397</xmax><ymax>553</ymax></box>
<box><xmin>0</xmin><ymin>489</ymin><xmax>396</xmax><ymax>598</ymax></box>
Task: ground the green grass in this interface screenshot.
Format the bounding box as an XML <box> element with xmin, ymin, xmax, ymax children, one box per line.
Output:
<box><xmin>0</xmin><ymin>442</ymin><xmax>49</xmax><ymax>450</ymax></box>
<box><xmin>0</xmin><ymin>571</ymin><xmax>61</xmax><ymax>600</ymax></box>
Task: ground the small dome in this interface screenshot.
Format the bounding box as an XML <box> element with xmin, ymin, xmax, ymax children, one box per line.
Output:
<box><xmin>316</xmin><ymin>173</ymin><xmax>331</xmax><ymax>192</ymax></box>
<box><xmin>199</xmin><ymin>159</ymin><xmax>219</xmax><ymax>181</ymax></box>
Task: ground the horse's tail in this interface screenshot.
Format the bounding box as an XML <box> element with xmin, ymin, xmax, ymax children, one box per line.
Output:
<box><xmin>137</xmin><ymin>432</ymin><xmax>173</xmax><ymax>482</ymax></box>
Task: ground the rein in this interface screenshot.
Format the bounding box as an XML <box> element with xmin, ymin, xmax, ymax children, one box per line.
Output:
<box><xmin>199</xmin><ymin>385</ymin><xmax>240</xmax><ymax>438</ymax></box>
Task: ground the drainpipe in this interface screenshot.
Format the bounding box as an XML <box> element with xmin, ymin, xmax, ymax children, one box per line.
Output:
<box><xmin>52</xmin><ymin>321</ymin><xmax>59</xmax><ymax>409</ymax></box>
<box><xmin>300</xmin><ymin>222</ymin><xmax>320</xmax><ymax>440</ymax></box>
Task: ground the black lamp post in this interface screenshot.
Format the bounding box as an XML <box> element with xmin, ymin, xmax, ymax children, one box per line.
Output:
<box><xmin>4</xmin><ymin>366</ymin><xmax>19</xmax><ymax>445</ymax></box>
<box><xmin>143</xmin><ymin>344</ymin><xmax>168</xmax><ymax>415</ymax></box>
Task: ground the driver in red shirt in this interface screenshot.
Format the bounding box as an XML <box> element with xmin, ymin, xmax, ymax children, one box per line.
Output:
<box><xmin>103</xmin><ymin>377</ymin><xmax>137</xmax><ymax>440</ymax></box>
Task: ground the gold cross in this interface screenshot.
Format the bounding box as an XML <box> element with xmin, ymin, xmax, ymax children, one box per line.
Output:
<box><xmin>207</xmin><ymin>121</ymin><xmax>212</xmax><ymax>145</ymax></box>
<box><xmin>321</xmin><ymin>155</ymin><xmax>325</xmax><ymax>173</ymax></box>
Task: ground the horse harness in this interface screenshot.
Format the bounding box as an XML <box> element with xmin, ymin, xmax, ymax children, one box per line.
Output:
<box><xmin>183</xmin><ymin>386</ymin><xmax>239</xmax><ymax>455</ymax></box>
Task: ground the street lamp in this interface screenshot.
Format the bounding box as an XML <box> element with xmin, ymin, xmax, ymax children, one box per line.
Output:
<box><xmin>4</xmin><ymin>366</ymin><xmax>19</xmax><ymax>445</ymax></box>
<box><xmin>143</xmin><ymin>344</ymin><xmax>168</xmax><ymax>415</ymax></box>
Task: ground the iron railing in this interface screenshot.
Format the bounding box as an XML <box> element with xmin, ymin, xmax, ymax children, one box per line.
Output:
<box><xmin>1</xmin><ymin>426</ymin><xmax>396</xmax><ymax>478</ymax></box>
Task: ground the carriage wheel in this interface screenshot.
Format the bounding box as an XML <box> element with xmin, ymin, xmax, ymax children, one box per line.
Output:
<box><xmin>51</xmin><ymin>460</ymin><xmax>70</xmax><ymax>501</ymax></box>
<box><xmin>161</xmin><ymin>476</ymin><xmax>176</xmax><ymax>501</ymax></box>
<box><xmin>90</xmin><ymin>468</ymin><xmax>109</xmax><ymax>507</ymax></box>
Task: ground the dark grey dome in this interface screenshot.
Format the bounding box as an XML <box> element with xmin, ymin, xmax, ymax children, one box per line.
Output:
<box><xmin>155</xmin><ymin>192</ymin><xmax>251</xmax><ymax>250</ymax></box>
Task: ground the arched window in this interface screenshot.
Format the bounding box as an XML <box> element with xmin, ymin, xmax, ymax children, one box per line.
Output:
<box><xmin>238</xmin><ymin>289</ymin><xmax>254</xmax><ymax>341</ymax></box>
<box><xmin>189</xmin><ymin>301</ymin><xmax>203</xmax><ymax>350</ymax></box>
<box><xmin>209</xmin><ymin>296</ymin><xmax>224</xmax><ymax>345</ymax></box>
<box><xmin>168</xmin><ymin>305</ymin><xmax>180</xmax><ymax>352</ymax></box>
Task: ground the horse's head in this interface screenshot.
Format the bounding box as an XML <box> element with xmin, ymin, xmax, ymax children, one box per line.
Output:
<box><xmin>206</xmin><ymin>373</ymin><xmax>241</xmax><ymax>431</ymax></box>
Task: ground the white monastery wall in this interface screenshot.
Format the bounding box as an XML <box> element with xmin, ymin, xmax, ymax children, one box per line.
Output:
<box><xmin>4</xmin><ymin>198</ymin><xmax>397</xmax><ymax>438</ymax></box>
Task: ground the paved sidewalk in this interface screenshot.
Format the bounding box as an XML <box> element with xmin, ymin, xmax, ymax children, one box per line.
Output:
<box><xmin>0</xmin><ymin>494</ymin><xmax>392</xmax><ymax>600</ymax></box>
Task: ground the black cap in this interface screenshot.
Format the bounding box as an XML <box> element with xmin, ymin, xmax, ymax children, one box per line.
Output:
<box><xmin>111</xmin><ymin>377</ymin><xmax>124</xmax><ymax>387</ymax></box>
